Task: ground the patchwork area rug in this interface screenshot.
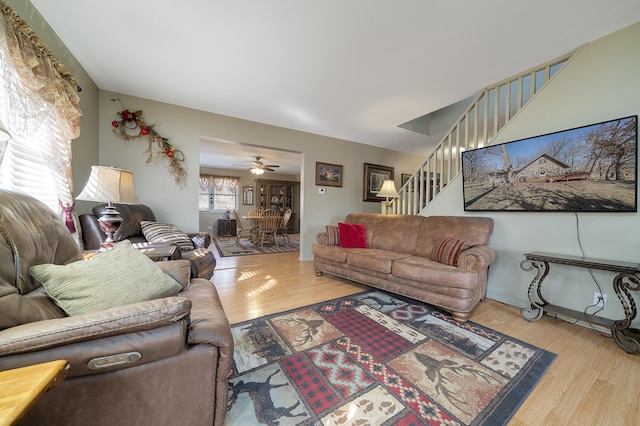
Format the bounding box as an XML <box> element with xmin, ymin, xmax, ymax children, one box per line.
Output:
<box><xmin>213</xmin><ymin>235</ymin><xmax>299</xmax><ymax>257</ymax></box>
<box><xmin>226</xmin><ymin>290</ymin><xmax>556</xmax><ymax>426</ymax></box>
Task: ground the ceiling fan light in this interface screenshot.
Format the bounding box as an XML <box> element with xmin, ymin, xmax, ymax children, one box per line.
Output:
<box><xmin>251</xmin><ymin>167</ymin><xmax>265</xmax><ymax>175</ymax></box>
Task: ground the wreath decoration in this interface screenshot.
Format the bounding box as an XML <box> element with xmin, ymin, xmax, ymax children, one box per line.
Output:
<box><xmin>111</xmin><ymin>100</ymin><xmax>187</xmax><ymax>188</ymax></box>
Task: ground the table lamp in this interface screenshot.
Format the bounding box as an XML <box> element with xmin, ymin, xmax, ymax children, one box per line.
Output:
<box><xmin>376</xmin><ymin>179</ymin><xmax>398</xmax><ymax>214</ymax></box>
<box><xmin>76</xmin><ymin>165</ymin><xmax>139</xmax><ymax>246</ymax></box>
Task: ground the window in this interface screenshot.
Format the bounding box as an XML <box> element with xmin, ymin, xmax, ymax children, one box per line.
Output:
<box><xmin>199</xmin><ymin>175</ymin><xmax>239</xmax><ymax>211</ymax></box>
<box><xmin>0</xmin><ymin>122</ymin><xmax>60</xmax><ymax>212</ymax></box>
<box><xmin>0</xmin><ymin>5</ymin><xmax>82</xmax><ymax>224</ymax></box>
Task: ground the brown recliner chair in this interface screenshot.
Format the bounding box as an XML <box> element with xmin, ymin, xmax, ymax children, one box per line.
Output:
<box><xmin>79</xmin><ymin>203</ymin><xmax>216</xmax><ymax>280</ymax></box>
<box><xmin>0</xmin><ymin>190</ymin><xmax>233</xmax><ymax>426</ymax></box>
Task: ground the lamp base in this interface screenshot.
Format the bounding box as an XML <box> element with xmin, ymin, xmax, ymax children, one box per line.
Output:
<box><xmin>97</xmin><ymin>202</ymin><xmax>123</xmax><ymax>246</ymax></box>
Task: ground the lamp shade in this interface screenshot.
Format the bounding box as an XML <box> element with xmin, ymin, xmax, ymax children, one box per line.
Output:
<box><xmin>376</xmin><ymin>180</ymin><xmax>398</xmax><ymax>198</ymax></box>
<box><xmin>77</xmin><ymin>166</ymin><xmax>139</xmax><ymax>204</ymax></box>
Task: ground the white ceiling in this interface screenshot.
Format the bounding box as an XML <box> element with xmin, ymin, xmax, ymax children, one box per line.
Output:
<box><xmin>31</xmin><ymin>1</ymin><xmax>640</xmax><ymax>174</ymax></box>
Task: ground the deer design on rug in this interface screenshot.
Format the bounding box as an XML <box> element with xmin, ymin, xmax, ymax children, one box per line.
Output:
<box><xmin>228</xmin><ymin>369</ymin><xmax>305</xmax><ymax>424</ymax></box>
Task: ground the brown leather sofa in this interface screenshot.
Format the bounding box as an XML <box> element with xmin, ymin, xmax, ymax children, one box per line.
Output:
<box><xmin>79</xmin><ymin>203</ymin><xmax>216</xmax><ymax>280</ymax></box>
<box><xmin>313</xmin><ymin>213</ymin><xmax>496</xmax><ymax>322</ymax></box>
<box><xmin>0</xmin><ymin>190</ymin><xmax>233</xmax><ymax>425</ymax></box>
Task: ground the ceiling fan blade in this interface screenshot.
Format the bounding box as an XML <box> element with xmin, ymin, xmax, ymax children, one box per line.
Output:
<box><xmin>263</xmin><ymin>164</ymin><xmax>280</xmax><ymax>168</ymax></box>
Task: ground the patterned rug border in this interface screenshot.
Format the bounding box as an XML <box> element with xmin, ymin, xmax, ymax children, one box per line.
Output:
<box><xmin>213</xmin><ymin>235</ymin><xmax>300</xmax><ymax>257</ymax></box>
<box><xmin>227</xmin><ymin>290</ymin><xmax>557</xmax><ymax>426</ymax></box>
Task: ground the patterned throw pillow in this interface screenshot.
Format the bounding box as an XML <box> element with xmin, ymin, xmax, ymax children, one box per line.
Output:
<box><xmin>140</xmin><ymin>221</ymin><xmax>195</xmax><ymax>252</ymax></box>
<box><xmin>338</xmin><ymin>222</ymin><xmax>368</xmax><ymax>248</ymax></box>
<box><xmin>430</xmin><ymin>237</ymin><xmax>468</xmax><ymax>266</ymax></box>
<box><xmin>325</xmin><ymin>225</ymin><xmax>340</xmax><ymax>246</ymax></box>
<box><xmin>30</xmin><ymin>240</ymin><xmax>182</xmax><ymax>316</ymax></box>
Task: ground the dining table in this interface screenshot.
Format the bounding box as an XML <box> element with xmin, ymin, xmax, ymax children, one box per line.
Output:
<box><xmin>243</xmin><ymin>214</ymin><xmax>282</xmax><ymax>245</ymax></box>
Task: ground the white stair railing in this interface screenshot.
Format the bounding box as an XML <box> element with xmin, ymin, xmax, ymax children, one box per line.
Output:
<box><xmin>392</xmin><ymin>52</ymin><xmax>575</xmax><ymax>215</ymax></box>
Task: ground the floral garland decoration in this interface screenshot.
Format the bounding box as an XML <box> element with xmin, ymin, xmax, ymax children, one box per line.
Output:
<box><xmin>111</xmin><ymin>100</ymin><xmax>187</xmax><ymax>188</ymax></box>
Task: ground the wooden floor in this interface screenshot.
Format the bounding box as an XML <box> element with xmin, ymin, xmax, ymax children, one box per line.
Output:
<box><xmin>212</xmin><ymin>250</ymin><xmax>640</xmax><ymax>425</ymax></box>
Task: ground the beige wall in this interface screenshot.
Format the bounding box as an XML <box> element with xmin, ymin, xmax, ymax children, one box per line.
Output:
<box><xmin>426</xmin><ymin>22</ymin><xmax>640</xmax><ymax>326</ymax></box>
<box><xmin>98</xmin><ymin>92</ymin><xmax>424</xmax><ymax>259</ymax></box>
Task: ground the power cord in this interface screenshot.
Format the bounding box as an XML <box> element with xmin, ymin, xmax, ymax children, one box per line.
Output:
<box><xmin>575</xmin><ymin>212</ymin><xmax>610</xmax><ymax>337</ymax></box>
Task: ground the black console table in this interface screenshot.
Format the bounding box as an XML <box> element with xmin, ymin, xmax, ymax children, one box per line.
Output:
<box><xmin>520</xmin><ymin>251</ymin><xmax>640</xmax><ymax>354</ymax></box>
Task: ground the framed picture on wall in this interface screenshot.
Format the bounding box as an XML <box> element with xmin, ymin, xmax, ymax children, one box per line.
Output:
<box><xmin>242</xmin><ymin>186</ymin><xmax>254</xmax><ymax>205</ymax></box>
<box><xmin>363</xmin><ymin>163</ymin><xmax>394</xmax><ymax>202</ymax></box>
<box><xmin>315</xmin><ymin>162</ymin><xmax>343</xmax><ymax>187</ymax></box>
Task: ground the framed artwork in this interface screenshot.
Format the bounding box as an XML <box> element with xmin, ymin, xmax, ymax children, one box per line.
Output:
<box><xmin>363</xmin><ymin>163</ymin><xmax>394</xmax><ymax>201</ymax></box>
<box><xmin>315</xmin><ymin>162</ymin><xmax>343</xmax><ymax>187</ymax></box>
<box><xmin>401</xmin><ymin>173</ymin><xmax>411</xmax><ymax>186</ymax></box>
<box><xmin>242</xmin><ymin>186</ymin><xmax>254</xmax><ymax>205</ymax></box>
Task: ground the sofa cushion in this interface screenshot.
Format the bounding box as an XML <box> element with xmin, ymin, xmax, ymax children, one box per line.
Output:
<box><xmin>140</xmin><ymin>221</ymin><xmax>195</xmax><ymax>252</ymax></box>
<box><xmin>392</xmin><ymin>256</ymin><xmax>477</xmax><ymax>289</ymax></box>
<box><xmin>30</xmin><ymin>240</ymin><xmax>182</xmax><ymax>316</ymax></box>
<box><xmin>430</xmin><ymin>237</ymin><xmax>467</xmax><ymax>266</ymax></box>
<box><xmin>312</xmin><ymin>244</ymin><xmax>349</xmax><ymax>263</ymax></box>
<box><xmin>325</xmin><ymin>225</ymin><xmax>340</xmax><ymax>246</ymax></box>
<box><xmin>338</xmin><ymin>222</ymin><xmax>367</xmax><ymax>248</ymax></box>
<box><xmin>347</xmin><ymin>249</ymin><xmax>411</xmax><ymax>274</ymax></box>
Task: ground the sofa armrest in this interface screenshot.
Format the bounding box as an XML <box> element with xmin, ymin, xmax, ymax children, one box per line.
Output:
<box><xmin>189</xmin><ymin>232</ymin><xmax>210</xmax><ymax>249</ymax></box>
<box><xmin>456</xmin><ymin>245</ymin><xmax>496</xmax><ymax>271</ymax></box>
<box><xmin>316</xmin><ymin>232</ymin><xmax>328</xmax><ymax>245</ymax></box>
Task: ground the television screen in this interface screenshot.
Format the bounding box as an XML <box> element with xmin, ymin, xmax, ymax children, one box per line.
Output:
<box><xmin>461</xmin><ymin>115</ymin><xmax>638</xmax><ymax>212</ymax></box>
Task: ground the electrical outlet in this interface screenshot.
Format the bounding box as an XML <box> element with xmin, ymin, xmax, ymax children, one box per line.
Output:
<box><xmin>593</xmin><ymin>292</ymin><xmax>607</xmax><ymax>308</ymax></box>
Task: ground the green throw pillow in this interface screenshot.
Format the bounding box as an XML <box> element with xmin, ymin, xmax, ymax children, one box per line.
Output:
<box><xmin>30</xmin><ymin>240</ymin><xmax>182</xmax><ymax>316</ymax></box>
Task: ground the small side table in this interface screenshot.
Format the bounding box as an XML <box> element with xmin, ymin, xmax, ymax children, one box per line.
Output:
<box><xmin>217</xmin><ymin>219</ymin><xmax>237</xmax><ymax>237</ymax></box>
<box><xmin>0</xmin><ymin>359</ymin><xmax>69</xmax><ymax>425</ymax></box>
<box><xmin>135</xmin><ymin>244</ymin><xmax>181</xmax><ymax>261</ymax></box>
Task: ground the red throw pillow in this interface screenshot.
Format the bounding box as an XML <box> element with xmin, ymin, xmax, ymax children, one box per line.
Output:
<box><xmin>431</xmin><ymin>237</ymin><xmax>467</xmax><ymax>266</ymax></box>
<box><xmin>338</xmin><ymin>223</ymin><xmax>368</xmax><ymax>248</ymax></box>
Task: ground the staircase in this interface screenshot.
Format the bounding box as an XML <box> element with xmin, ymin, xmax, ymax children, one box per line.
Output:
<box><xmin>392</xmin><ymin>51</ymin><xmax>576</xmax><ymax>215</ymax></box>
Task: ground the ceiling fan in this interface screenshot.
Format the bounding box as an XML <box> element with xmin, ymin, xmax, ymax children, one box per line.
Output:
<box><xmin>247</xmin><ymin>156</ymin><xmax>280</xmax><ymax>174</ymax></box>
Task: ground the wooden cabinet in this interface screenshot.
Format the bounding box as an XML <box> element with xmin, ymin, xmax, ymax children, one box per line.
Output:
<box><xmin>217</xmin><ymin>219</ymin><xmax>236</xmax><ymax>236</ymax></box>
<box><xmin>257</xmin><ymin>179</ymin><xmax>298</xmax><ymax>233</ymax></box>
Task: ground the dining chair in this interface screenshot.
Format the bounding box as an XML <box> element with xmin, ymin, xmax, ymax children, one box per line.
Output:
<box><xmin>246</xmin><ymin>208</ymin><xmax>263</xmax><ymax>240</ymax></box>
<box><xmin>233</xmin><ymin>210</ymin><xmax>252</xmax><ymax>245</ymax></box>
<box><xmin>276</xmin><ymin>208</ymin><xmax>292</xmax><ymax>244</ymax></box>
<box><xmin>258</xmin><ymin>209</ymin><xmax>281</xmax><ymax>247</ymax></box>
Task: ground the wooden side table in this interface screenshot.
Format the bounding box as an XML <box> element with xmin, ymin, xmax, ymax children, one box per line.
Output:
<box><xmin>0</xmin><ymin>360</ymin><xmax>69</xmax><ymax>425</ymax></box>
<box><xmin>135</xmin><ymin>244</ymin><xmax>181</xmax><ymax>261</ymax></box>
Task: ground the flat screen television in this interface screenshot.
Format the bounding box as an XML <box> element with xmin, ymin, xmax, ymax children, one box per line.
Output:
<box><xmin>461</xmin><ymin>115</ymin><xmax>638</xmax><ymax>212</ymax></box>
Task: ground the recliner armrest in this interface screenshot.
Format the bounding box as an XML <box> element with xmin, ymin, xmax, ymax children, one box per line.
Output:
<box><xmin>79</xmin><ymin>214</ymin><xmax>105</xmax><ymax>250</ymax></box>
<box><xmin>181</xmin><ymin>280</ymin><xmax>233</xmax><ymax>381</ymax></box>
<box><xmin>189</xmin><ymin>232</ymin><xmax>211</xmax><ymax>249</ymax></box>
<box><xmin>0</xmin><ymin>297</ymin><xmax>192</xmax><ymax>377</ymax></box>
<box><xmin>0</xmin><ymin>297</ymin><xmax>191</xmax><ymax>356</ymax></box>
